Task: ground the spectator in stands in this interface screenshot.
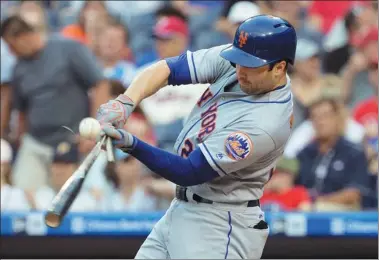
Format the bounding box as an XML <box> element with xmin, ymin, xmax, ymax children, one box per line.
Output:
<box><xmin>1</xmin><ymin>139</ymin><xmax>31</xmax><ymax>211</ymax></box>
<box><xmin>291</xmin><ymin>38</ymin><xmax>323</xmax><ymax>128</ymax></box>
<box><xmin>322</xmin><ymin>5</ymin><xmax>362</xmax><ymax>74</ymax></box>
<box><xmin>261</xmin><ymin>157</ymin><xmax>311</xmax><ymax>212</ymax></box>
<box><xmin>352</xmin><ymin>58</ymin><xmax>378</xmax><ymax>209</ymax></box>
<box><xmin>272</xmin><ymin>1</ymin><xmax>324</xmax><ymax>48</ymax></box>
<box><xmin>61</xmin><ymin>0</ymin><xmax>111</xmax><ymax>55</ymax></box>
<box><xmin>98</xmin><ymin>20</ymin><xmax>136</xmax><ymax>88</ymax></box>
<box><xmin>0</xmin><ymin>15</ymin><xmax>109</xmax><ymax>193</ymax></box>
<box><xmin>307</xmin><ymin>1</ymin><xmax>358</xmax><ymax>35</ymax></box>
<box><xmin>214</xmin><ymin>1</ymin><xmax>261</xmax><ymax>41</ymax></box>
<box><xmin>322</xmin><ymin>3</ymin><xmax>377</xmax><ymax>75</ymax></box>
<box><xmin>172</xmin><ymin>1</ymin><xmax>226</xmax><ymax>49</ymax></box>
<box><xmin>139</xmin><ymin>16</ymin><xmax>207</xmax><ymax>152</ymax></box>
<box><xmin>101</xmin><ymin>152</ymin><xmax>159</xmax><ymax>212</ymax></box>
<box><xmin>155</xmin><ymin>5</ymin><xmax>188</xmax><ymax>22</ymax></box>
<box><xmin>0</xmin><ymin>38</ymin><xmax>16</xmax><ymax>138</ymax></box>
<box><xmin>101</xmin><ymin>105</ymin><xmax>162</xmax><ymax>212</ymax></box>
<box><xmin>1</xmin><ymin>1</ymin><xmax>19</xmax><ymax>22</ymax></box>
<box><xmin>341</xmin><ymin>26</ymin><xmax>378</xmax><ymax>108</ymax></box>
<box><xmin>284</xmin><ymin>76</ymin><xmax>365</xmax><ymax>158</ymax></box>
<box><xmin>84</xmin><ymin>80</ymin><xmax>157</xmax><ymax>204</ymax></box>
<box><xmin>34</xmin><ymin>140</ymin><xmax>98</xmax><ymax>211</ymax></box>
<box><xmin>140</xmin><ymin>176</ymin><xmax>176</xmax><ymax>204</ymax></box>
<box><xmin>220</xmin><ymin>0</ymin><xmax>274</xmax><ymax>18</ymax></box>
<box><xmin>296</xmin><ymin>92</ymin><xmax>369</xmax><ymax>211</ymax></box>
<box><xmin>135</xmin><ymin>5</ymin><xmax>188</xmax><ymax>68</ymax></box>
<box><xmin>18</xmin><ymin>1</ymin><xmax>48</xmax><ymax>35</ymax></box>
<box><xmin>114</xmin><ymin>1</ymin><xmax>167</xmax><ymax>68</ymax></box>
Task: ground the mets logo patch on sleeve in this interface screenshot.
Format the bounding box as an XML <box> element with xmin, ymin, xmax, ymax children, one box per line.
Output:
<box><xmin>225</xmin><ymin>132</ymin><xmax>253</xmax><ymax>160</ymax></box>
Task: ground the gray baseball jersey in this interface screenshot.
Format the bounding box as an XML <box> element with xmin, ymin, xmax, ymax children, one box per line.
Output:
<box><xmin>173</xmin><ymin>44</ymin><xmax>294</xmax><ymax>203</ymax></box>
<box><xmin>135</xmin><ymin>44</ymin><xmax>293</xmax><ymax>259</ymax></box>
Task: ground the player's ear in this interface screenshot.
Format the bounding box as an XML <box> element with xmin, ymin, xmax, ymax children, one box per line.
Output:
<box><xmin>272</xmin><ymin>60</ymin><xmax>287</xmax><ymax>78</ymax></box>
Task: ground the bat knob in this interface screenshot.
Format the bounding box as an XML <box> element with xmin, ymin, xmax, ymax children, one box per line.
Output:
<box><xmin>45</xmin><ymin>212</ymin><xmax>62</xmax><ymax>228</ymax></box>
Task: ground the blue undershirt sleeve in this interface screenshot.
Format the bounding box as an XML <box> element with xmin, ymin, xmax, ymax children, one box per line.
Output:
<box><xmin>165</xmin><ymin>52</ymin><xmax>192</xmax><ymax>86</ymax></box>
<box><xmin>129</xmin><ymin>137</ymin><xmax>219</xmax><ymax>186</ymax></box>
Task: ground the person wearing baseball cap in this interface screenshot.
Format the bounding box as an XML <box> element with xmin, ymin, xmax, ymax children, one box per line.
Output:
<box><xmin>1</xmin><ymin>138</ymin><xmax>31</xmax><ymax>211</ymax></box>
<box><xmin>138</xmin><ymin>14</ymin><xmax>206</xmax><ymax>153</ymax></box>
<box><xmin>152</xmin><ymin>16</ymin><xmax>189</xmax><ymax>60</ymax></box>
<box><xmin>215</xmin><ymin>1</ymin><xmax>261</xmax><ymax>41</ymax></box>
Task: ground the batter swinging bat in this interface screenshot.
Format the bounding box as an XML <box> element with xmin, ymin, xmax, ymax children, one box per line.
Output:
<box><xmin>44</xmin><ymin>136</ymin><xmax>108</xmax><ymax>228</ymax></box>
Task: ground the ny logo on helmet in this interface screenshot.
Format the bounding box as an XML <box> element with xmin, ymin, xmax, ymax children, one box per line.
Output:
<box><xmin>238</xmin><ymin>31</ymin><xmax>248</xmax><ymax>48</ymax></box>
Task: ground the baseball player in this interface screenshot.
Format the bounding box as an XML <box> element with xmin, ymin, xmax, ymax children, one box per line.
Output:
<box><xmin>97</xmin><ymin>15</ymin><xmax>297</xmax><ymax>259</ymax></box>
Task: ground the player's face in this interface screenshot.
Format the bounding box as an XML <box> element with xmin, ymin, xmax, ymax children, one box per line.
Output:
<box><xmin>236</xmin><ymin>62</ymin><xmax>287</xmax><ymax>95</ymax></box>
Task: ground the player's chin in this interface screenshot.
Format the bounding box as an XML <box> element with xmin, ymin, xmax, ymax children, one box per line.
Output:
<box><xmin>240</xmin><ymin>84</ymin><xmax>261</xmax><ymax>95</ymax></box>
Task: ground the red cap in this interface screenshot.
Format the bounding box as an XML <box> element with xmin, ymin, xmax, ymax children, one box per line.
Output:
<box><xmin>355</xmin><ymin>26</ymin><xmax>378</xmax><ymax>49</ymax></box>
<box><xmin>153</xmin><ymin>16</ymin><xmax>189</xmax><ymax>39</ymax></box>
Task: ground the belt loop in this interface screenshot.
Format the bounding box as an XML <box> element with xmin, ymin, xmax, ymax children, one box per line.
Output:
<box><xmin>176</xmin><ymin>186</ymin><xmax>188</xmax><ymax>202</ymax></box>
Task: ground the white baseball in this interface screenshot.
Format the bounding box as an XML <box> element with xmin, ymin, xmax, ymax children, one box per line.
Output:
<box><xmin>79</xmin><ymin>117</ymin><xmax>101</xmax><ymax>140</ymax></box>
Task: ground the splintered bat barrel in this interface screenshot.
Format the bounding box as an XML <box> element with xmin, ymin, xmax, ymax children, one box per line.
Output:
<box><xmin>45</xmin><ymin>136</ymin><xmax>107</xmax><ymax>228</ymax></box>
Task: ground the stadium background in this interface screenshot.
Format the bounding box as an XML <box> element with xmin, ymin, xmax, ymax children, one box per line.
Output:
<box><xmin>0</xmin><ymin>1</ymin><xmax>378</xmax><ymax>258</ymax></box>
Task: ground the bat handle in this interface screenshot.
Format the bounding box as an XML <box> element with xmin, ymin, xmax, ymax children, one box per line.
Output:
<box><xmin>106</xmin><ymin>136</ymin><xmax>115</xmax><ymax>162</ymax></box>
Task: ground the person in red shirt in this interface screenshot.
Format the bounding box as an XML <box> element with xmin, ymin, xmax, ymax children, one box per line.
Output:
<box><xmin>307</xmin><ymin>1</ymin><xmax>364</xmax><ymax>34</ymax></box>
<box><xmin>261</xmin><ymin>157</ymin><xmax>311</xmax><ymax>212</ymax></box>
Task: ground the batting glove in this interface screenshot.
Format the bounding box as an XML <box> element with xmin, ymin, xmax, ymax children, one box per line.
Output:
<box><xmin>96</xmin><ymin>94</ymin><xmax>135</xmax><ymax>139</ymax></box>
<box><xmin>111</xmin><ymin>128</ymin><xmax>137</xmax><ymax>153</ymax></box>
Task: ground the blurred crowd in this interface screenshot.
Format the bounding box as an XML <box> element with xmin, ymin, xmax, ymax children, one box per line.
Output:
<box><xmin>0</xmin><ymin>0</ymin><xmax>377</xmax><ymax>214</ymax></box>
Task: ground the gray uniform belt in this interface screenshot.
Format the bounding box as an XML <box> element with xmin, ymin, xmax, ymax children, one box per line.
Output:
<box><xmin>176</xmin><ymin>186</ymin><xmax>260</xmax><ymax>207</ymax></box>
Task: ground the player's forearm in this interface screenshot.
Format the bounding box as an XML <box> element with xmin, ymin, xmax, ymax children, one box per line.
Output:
<box><xmin>124</xmin><ymin>60</ymin><xmax>170</xmax><ymax>105</ymax></box>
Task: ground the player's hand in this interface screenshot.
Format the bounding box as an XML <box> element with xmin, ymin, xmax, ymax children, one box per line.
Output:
<box><xmin>96</xmin><ymin>94</ymin><xmax>135</xmax><ymax>139</ymax></box>
<box><xmin>110</xmin><ymin>128</ymin><xmax>136</xmax><ymax>153</ymax></box>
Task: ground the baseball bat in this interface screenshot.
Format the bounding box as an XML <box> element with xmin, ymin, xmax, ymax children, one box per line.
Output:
<box><xmin>44</xmin><ymin>136</ymin><xmax>107</xmax><ymax>228</ymax></box>
<box><xmin>106</xmin><ymin>136</ymin><xmax>115</xmax><ymax>162</ymax></box>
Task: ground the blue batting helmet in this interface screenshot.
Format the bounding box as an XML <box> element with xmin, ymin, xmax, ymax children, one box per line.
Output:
<box><xmin>220</xmin><ymin>15</ymin><xmax>297</xmax><ymax>68</ymax></box>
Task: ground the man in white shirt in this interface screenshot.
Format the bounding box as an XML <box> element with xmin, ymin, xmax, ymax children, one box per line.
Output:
<box><xmin>34</xmin><ymin>140</ymin><xmax>98</xmax><ymax>212</ymax></box>
<box><xmin>1</xmin><ymin>138</ymin><xmax>31</xmax><ymax>211</ymax></box>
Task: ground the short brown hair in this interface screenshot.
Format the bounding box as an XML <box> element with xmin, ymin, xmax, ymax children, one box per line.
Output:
<box><xmin>0</xmin><ymin>15</ymin><xmax>34</xmax><ymax>38</ymax></box>
<box><xmin>308</xmin><ymin>94</ymin><xmax>347</xmax><ymax>134</ymax></box>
